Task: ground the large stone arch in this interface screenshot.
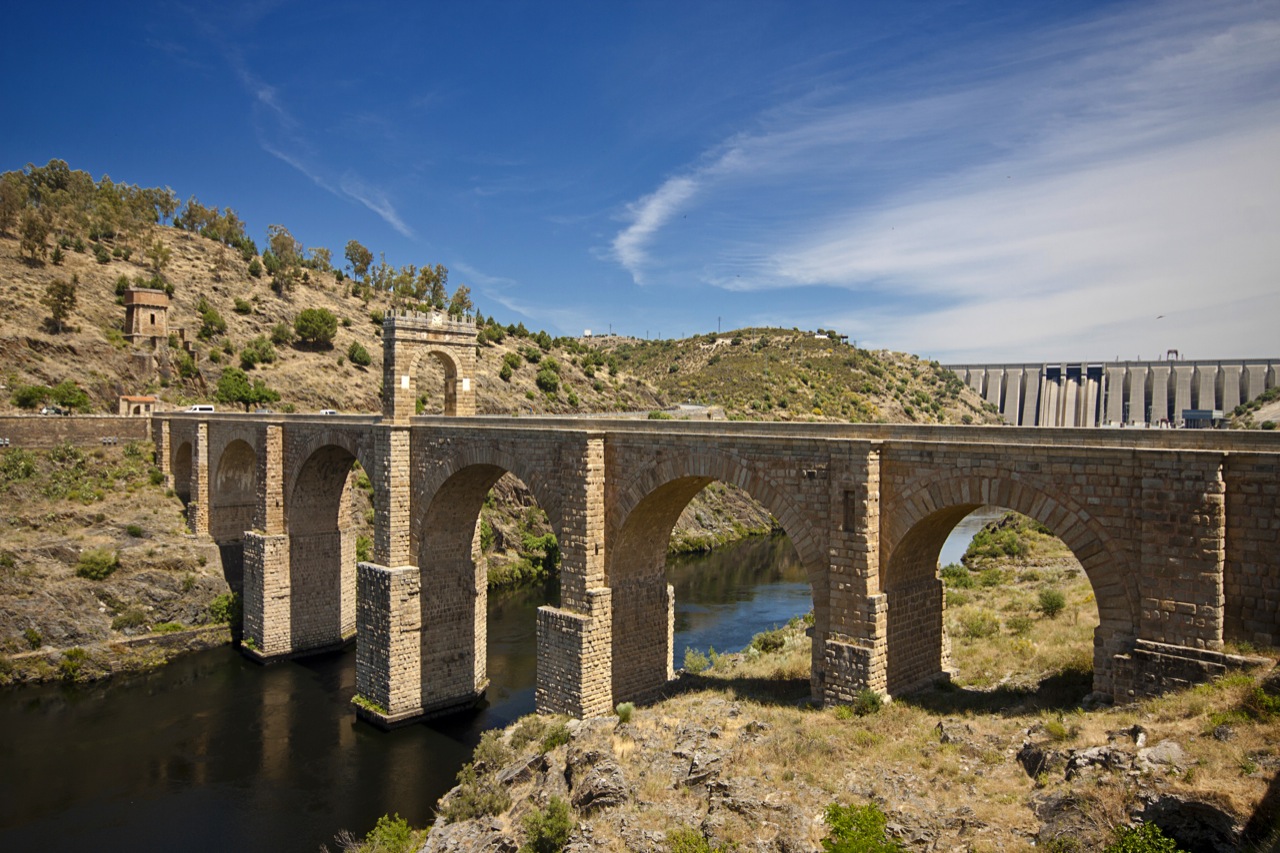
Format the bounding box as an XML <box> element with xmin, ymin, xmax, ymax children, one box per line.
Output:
<box><xmin>607</xmin><ymin>451</ymin><xmax>827</xmax><ymax>705</ymax></box>
<box><xmin>210</xmin><ymin>438</ymin><xmax>257</xmax><ymax>589</ymax></box>
<box><xmin>881</xmin><ymin>471</ymin><xmax>1133</xmax><ymax>698</ymax></box>
<box><xmin>285</xmin><ymin>442</ymin><xmax>364</xmax><ymax>653</ymax></box>
<box><xmin>412</xmin><ymin>451</ymin><xmax>563</xmax><ymax>714</ymax></box>
<box><xmin>381</xmin><ymin>310</ymin><xmax>477</xmax><ymax>421</ymax></box>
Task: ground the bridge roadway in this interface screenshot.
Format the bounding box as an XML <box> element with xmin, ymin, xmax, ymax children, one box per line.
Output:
<box><xmin>156</xmin><ymin>411</ymin><xmax>1280</xmax><ymax>727</ymax></box>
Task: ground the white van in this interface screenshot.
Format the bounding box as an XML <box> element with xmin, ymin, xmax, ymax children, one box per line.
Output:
<box><xmin>187</xmin><ymin>405</ymin><xmax>216</xmax><ymax>413</ymax></box>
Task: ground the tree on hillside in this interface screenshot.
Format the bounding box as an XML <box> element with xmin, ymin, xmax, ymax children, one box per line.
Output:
<box><xmin>42</xmin><ymin>274</ymin><xmax>78</xmax><ymax>333</ymax></box>
<box><xmin>308</xmin><ymin>246</ymin><xmax>331</xmax><ymax>271</ymax></box>
<box><xmin>146</xmin><ymin>238</ymin><xmax>171</xmax><ymax>275</ymax></box>
<box><xmin>0</xmin><ymin>171</ymin><xmax>27</xmax><ymax>234</ymax></box>
<box><xmin>49</xmin><ymin>379</ymin><xmax>91</xmax><ymax>412</ymax></box>
<box><xmin>345</xmin><ymin>240</ymin><xmax>373</xmax><ymax>282</ymax></box>
<box><xmin>214</xmin><ymin>367</ymin><xmax>280</xmax><ymax>412</ymax></box>
<box><xmin>447</xmin><ymin>284</ymin><xmax>472</xmax><ymax>318</ymax></box>
<box><xmin>294</xmin><ymin>308</ymin><xmax>338</xmax><ymax>347</ymax></box>
<box><xmin>20</xmin><ymin>209</ymin><xmax>50</xmax><ymax>262</ymax></box>
<box><xmin>417</xmin><ymin>263</ymin><xmax>448</xmax><ymax>307</ymax></box>
<box><xmin>267</xmin><ymin>224</ymin><xmax>301</xmax><ymax>268</ymax></box>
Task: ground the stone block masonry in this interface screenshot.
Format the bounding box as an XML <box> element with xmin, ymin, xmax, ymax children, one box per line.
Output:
<box><xmin>157</xmin><ymin>410</ymin><xmax>1280</xmax><ymax>724</ymax></box>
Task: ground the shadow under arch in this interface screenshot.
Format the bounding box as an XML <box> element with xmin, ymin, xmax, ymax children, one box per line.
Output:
<box><xmin>414</xmin><ymin>462</ymin><xmax>560</xmax><ymax>715</ymax></box>
<box><xmin>171</xmin><ymin>440</ymin><xmax>193</xmax><ymax>504</ymax></box>
<box><xmin>608</xmin><ymin>454</ymin><xmax>827</xmax><ymax>707</ymax></box>
<box><xmin>882</xmin><ymin>475</ymin><xmax>1136</xmax><ymax>699</ymax></box>
<box><xmin>286</xmin><ymin>443</ymin><xmax>363</xmax><ymax>655</ymax></box>
<box><xmin>210</xmin><ymin>438</ymin><xmax>257</xmax><ymax>591</ymax></box>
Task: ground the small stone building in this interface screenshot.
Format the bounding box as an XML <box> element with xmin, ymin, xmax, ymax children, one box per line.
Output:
<box><xmin>123</xmin><ymin>288</ymin><xmax>170</xmax><ymax>345</ymax></box>
<box><xmin>118</xmin><ymin>395</ymin><xmax>158</xmax><ymax>416</ymax></box>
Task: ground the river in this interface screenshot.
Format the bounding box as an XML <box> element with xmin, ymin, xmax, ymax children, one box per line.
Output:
<box><xmin>0</xmin><ymin>515</ymin><xmax>993</xmax><ymax>852</ymax></box>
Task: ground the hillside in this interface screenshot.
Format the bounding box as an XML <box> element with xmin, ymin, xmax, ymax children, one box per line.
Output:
<box><xmin>0</xmin><ymin>159</ymin><xmax>1001</xmax><ymax>681</ymax></box>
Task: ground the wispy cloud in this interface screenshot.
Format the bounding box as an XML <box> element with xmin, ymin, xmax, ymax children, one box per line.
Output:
<box><xmin>606</xmin><ymin>1</ymin><xmax>1280</xmax><ymax>358</ymax></box>
<box><xmin>198</xmin><ymin>30</ymin><xmax>415</xmax><ymax>238</ymax></box>
<box><xmin>610</xmin><ymin>176</ymin><xmax>698</xmax><ymax>283</ymax></box>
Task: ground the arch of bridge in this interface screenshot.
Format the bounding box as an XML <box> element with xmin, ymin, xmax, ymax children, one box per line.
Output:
<box><xmin>411</xmin><ymin>442</ymin><xmax>565</xmax><ymax>551</ymax></box>
<box><xmin>283</xmin><ymin>426</ymin><xmax>379</xmax><ymax>512</ymax></box>
<box><xmin>206</xmin><ymin>422</ymin><xmax>261</xmax><ymax>471</ymax></box>
<box><xmin>210</xmin><ymin>438</ymin><xmax>257</xmax><ymax>541</ymax></box>
<box><xmin>882</xmin><ymin>467</ymin><xmax>1137</xmax><ymax>644</ymax></box>
<box><xmin>171</xmin><ymin>440</ymin><xmax>193</xmax><ymax>502</ymax></box>
<box><xmin>607</xmin><ymin>447</ymin><xmax>827</xmax><ymax>583</ymax></box>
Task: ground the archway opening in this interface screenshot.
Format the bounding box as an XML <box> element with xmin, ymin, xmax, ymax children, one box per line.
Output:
<box><xmin>287</xmin><ymin>446</ymin><xmax>370</xmax><ymax>654</ymax></box>
<box><xmin>412</xmin><ymin>351</ymin><xmax>460</xmax><ymax>416</ymax></box>
<box><xmin>609</xmin><ymin>478</ymin><xmax>812</xmax><ymax>707</ymax></box>
<box><xmin>172</xmin><ymin>441</ymin><xmax>192</xmax><ymax>504</ymax></box>
<box><xmin>887</xmin><ymin>504</ymin><xmax>1109</xmax><ymax>709</ymax></box>
<box><xmin>210</xmin><ymin>439</ymin><xmax>257</xmax><ymax>590</ymax></box>
<box><xmin>417</xmin><ymin>468</ymin><xmax>558</xmax><ymax>719</ymax></box>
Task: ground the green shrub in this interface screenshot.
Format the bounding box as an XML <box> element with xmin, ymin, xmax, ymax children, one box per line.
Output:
<box><xmin>520</xmin><ymin>796</ymin><xmax>571</xmax><ymax>853</ymax></box>
<box><xmin>59</xmin><ymin>647</ymin><xmax>91</xmax><ymax>680</ymax></box>
<box><xmin>666</xmin><ymin>827</ymin><xmax>713</xmax><ymax>853</ymax></box>
<box><xmin>270</xmin><ymin>322</ymin><xmax>295</xmax><ymax>345</ymax></box>
<box><xmin>474</xmin><ymin>729</ymin><xmax>513</xmax><ymax>770</ymax></box>
<box><xmin>821</xmin><ymin>802</ymin><xmax>903</xmax><ymax>852</ymax></box>
<box><xmin>154</xmin><ymin>621</ymin><xmax>185</xmax><ymax>634</ymax></box>
<box><xmin>978</xmin><ymin>568</ymin><xmax>1005</xmax><ymax>588</ymax></box>
<box><xmin>940</xmin><ymin>563</ymin><xmax>973</xmax><ymax>588</ymax></box>
<box><xmin>1007</xmin><ymin>613</ymin><xmax>1035</xmax><ymax>635</ymax></box>
<box><xmin>11</xmin><ymin>384</ymin><xmax>50</xmax><ymax>410</ymax></box>
<box><xmin>362</xmin><ymin>813</ymin><xmax>423</xmax><ymax>853</ymax></box>
<box><xmin>233</xmin><ymin>297</ymin><xmax>252</xmax><ymax>315</ymax></box>
<box><xmin>615</xmin><ymin>701</ymin><xmax>634</xmax><ymax>723</ymax></box>
<box><xmin>1104</xmin><ymin>822</ymin><xmax>1183</xmax><ymax>853</ymax></box>
<box><xmin>239</xmin><ymin>336</ymin><xmax>277</xmax><ymax>370</ymax></box>
<box><xmin>851</xmin><ymin>688</ymin><xmax>883</xmax><ymax>717</ymax></box>
<box><xmin>149</xmin><ymin>469</ymin><xmax>164</xmax><ymax>486</ymax></box>
<box><xmin>76</xmin><ymin>549</ymin><xmax>119</xmax><ymax>580</ymax></box>
<box><xmin>958</xmin><ymin>609</ymin><xmax>1000</xmax><ymax>638</ymax></box>
<box><xmin>541</xmin><ymin>722</ymin><xmax>570</xmax><ymax>752</ymax></box>
<box><xmin>1038</xmin><ymin>588</ymin><xmax>1067</xmax><ymax>618</ymax></box>
<box><xmin>1241</xmin><ymin>684</ymin><xmax>1280</xmax><ymax>721</ymax></box>
<box><xmin>348</xmin><ymin>341</ymin><xmax>372</xmax><ymax>367</ymax></box>
<box><xmin>1</xmin><ymin>448</ymin><xmax>38</xmax><ymax>481</ymax></box>
<box><xmin>647</xmin><ymin>410</ymin><xmax>673</xmax><ymax>419</ymax></box>
<box><xmin>294</xmin><ymin>308</ymin><xmax>338</xmax><ymax>346</ymax></box>
<box><xmin>684</xmin><ymin>647</ymin><xmax>710</xmax><ymax>674</ymax></box>
<box><xmin>356</xmin><ymin>534</ymin><xmax>372</xmax><ymax>564</ymax></box>
<box><xmin>439</xmin><ymin>763</ymin><xmax>511</xmax><ymax>822</ymax></box>
<box><xmin>535</xmin><ymin>367</ymin><xmax>559</xmax><ymax>394</ymax></box>
<box><xmin>23</xmin><ymin>627</ymin><xmax>42</xmax><ymax>649</ymax></box>
<box><xmin>209</xmin><ymin>591</ymin><xmax>242</xmax><ymax>625</ymax></box>
<box><xmin>126</xmin><ymin>524</ymin><xmax>144</xmax><ymax>537</ymax></box>
<box><xmin>112</xmin><ymin>607</ymin><xmax>149</xmax><ymax>630</ymax></box>
<box><xmin>751</xmin><ymin>627</ymin><xmax>787</xmax><ymax>654</ymax></box>
<box><xmin>510</xmin><ymin>714</ymin><xmax>550</xmax><ymax>751</ymax></box>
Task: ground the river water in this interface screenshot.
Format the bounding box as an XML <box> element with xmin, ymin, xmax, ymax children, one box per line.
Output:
<box><xmin>0</xmin><ymin>517</ymin><xmax>991</xmax><ymax>852</ymax></box>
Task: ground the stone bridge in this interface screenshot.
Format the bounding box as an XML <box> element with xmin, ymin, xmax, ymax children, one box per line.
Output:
<box><xmin>153</xmin><ymin>312</ymin><xmax>1280</xmax><ymax>726</ymax></box>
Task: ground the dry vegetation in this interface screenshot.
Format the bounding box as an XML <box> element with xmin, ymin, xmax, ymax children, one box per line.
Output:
<box><xmin>416</xmin><ymin>516</ymin><xmax>1280</xmax><ymax>853</ymax></box>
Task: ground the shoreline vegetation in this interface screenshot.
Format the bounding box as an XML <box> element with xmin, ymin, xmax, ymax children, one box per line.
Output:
<box><xmin>334</xmin><ymin>512</ymin><xmax>1280</xmax><ymax>853</ymax></box>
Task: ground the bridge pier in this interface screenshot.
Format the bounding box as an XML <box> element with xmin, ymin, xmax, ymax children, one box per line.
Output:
<box><xmin>354</xmin><ymin>562</ymin><xmax>424</xmax><ymax>728</ymax></box>
<box><xmin>242</xmin><ymin>531</ymin><xmax>292</xmax><ymax>660</ymax></box>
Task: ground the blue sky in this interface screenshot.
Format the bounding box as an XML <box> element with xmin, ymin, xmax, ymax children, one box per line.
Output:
<box><xmin>3</xmin><ymin>1</ymin><xmax>1278</xmax><ymax>362</ymax></box>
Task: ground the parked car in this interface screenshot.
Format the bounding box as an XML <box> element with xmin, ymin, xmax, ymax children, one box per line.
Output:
<box><xmin>319</xmin><ymin>409</ymin><xmax>338</xmax><ymax>415</ymax></box>
<box><xmin>39</xmin><ymin>405</ymin><xmax>69</xmax><ymax>416</ymax></box>
<box><xmin>187</xmin><ymin>405</ymin><xmax>216</xmax><ymax>413</ymax></box>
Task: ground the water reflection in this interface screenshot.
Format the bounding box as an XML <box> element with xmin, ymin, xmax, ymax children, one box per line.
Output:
<box><xmin>0</xmin><ymin>536</ymin><xmax>815</xmax><ymax>853</ymax></box>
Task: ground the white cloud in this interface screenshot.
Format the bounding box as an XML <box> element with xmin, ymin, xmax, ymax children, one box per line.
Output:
<box><xmin>606</xmin><ymin>0</ymin><xmax>1280</xmax><ymax>359</ymax></box>
<box><xmin>610</xmin><ymin>176</ymin><xmax>698</xmax><ymax>283</ymax></box>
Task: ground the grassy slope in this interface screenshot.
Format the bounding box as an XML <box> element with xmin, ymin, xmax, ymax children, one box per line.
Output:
<box><xmin>417</xmin><ymin>517</ymin><xmax>1280</xmax><ymax>853</ymax></box>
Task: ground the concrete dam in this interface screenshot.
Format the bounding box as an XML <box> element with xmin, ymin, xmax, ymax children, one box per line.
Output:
<box><xmin>946</xmin><ymin>359</ymin><xmax>1278</xmax><ymax>427</ymax></box>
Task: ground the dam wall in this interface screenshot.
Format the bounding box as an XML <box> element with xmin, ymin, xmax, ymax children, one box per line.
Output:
<box><xmin>947</xmin><ymin>359</ymin><xmax>1278</xmax><ymax>427</ymax></box>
